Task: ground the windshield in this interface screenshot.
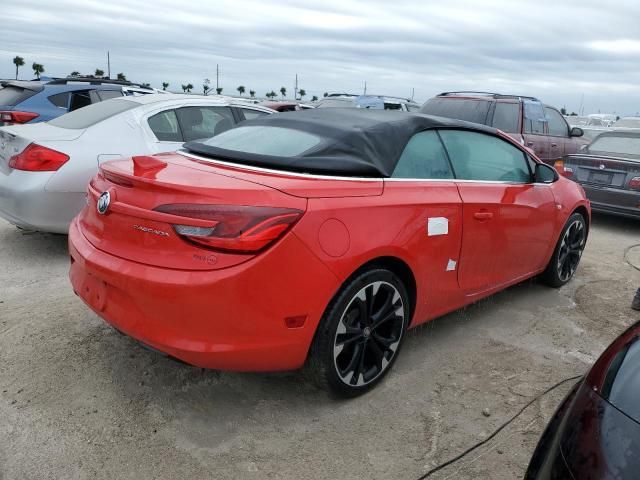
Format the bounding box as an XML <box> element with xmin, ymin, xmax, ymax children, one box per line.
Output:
<box><xmin>602</xmin><ymin>337</ymin><xmax>640</xmax><ymax>424</ymax></box>
<box><xmin>589</xmin><ymin>134</ymin><xmax>640</xmax><ymax>156</ymax></box>
<box><xmin>48</xmin><ymin>99</ymin><xmax>137</xmax><ymax>129</ymax></box>
<box><xmin>194</xmin><ymin>125</ymin><xmax>321</xmax><ymax>157</ymax></box>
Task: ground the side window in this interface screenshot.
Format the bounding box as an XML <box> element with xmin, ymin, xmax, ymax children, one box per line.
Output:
<box><xmin>523</xmin><ymin>100</ymin><xmax>547</xmax><ymax>134</ymax></box>
<box><xmin>68</xmin><ymin>91</ymin><xmax>92</xmax><ymax>112</ymax></box>
<box><xmin>392</xmin><ymin>130</ymin><xmax>453</xmax><ymax>179</ymax></box>
<box><xmin>48</xmin><ymin>92</ymin><xmax>70</xmax><ymax>109</ymax></box>
<box><xmin>176</xmin><ymin>106</ymin><xmax>235</xmax><ymax>142</ymax></box>
<box><xmin>491</xmin><ymin>102</ymin><xmax>520</xmax><ymax>133</ymax></box>
<box><xmin>545</xmin><ymin>107</ymin><xmax>569</xmax><ymax>137</ymax></box>
<box><xmin>439</xmin><ymin>130</ymin><xmax>531</xmax><ymax>183</ymax></box>
<box><xmin>97</xmin><ymin>90</ymin><xmax>124</xmax><ymax>102</ymax></box>
<box><xmin>148</xmin><ymin>110</ymin><xmax>183</xmax><ymax>142</ymax></box>
<box><xmin>240</xmin><ymin>108</ymin><xmax>269</xmax><ymax>121</ymax></box>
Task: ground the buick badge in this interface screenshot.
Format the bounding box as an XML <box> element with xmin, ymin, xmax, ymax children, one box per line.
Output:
<box><xmin>97</xmin><ymin>191</ymin><xmax>111</xmax><ymax>215</ymax></box>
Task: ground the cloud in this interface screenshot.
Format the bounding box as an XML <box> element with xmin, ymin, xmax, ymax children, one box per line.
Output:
<box><xmin>1</xmin><ymin>0</ymin><xmax>640</xmax><ymax>114</ymax></box>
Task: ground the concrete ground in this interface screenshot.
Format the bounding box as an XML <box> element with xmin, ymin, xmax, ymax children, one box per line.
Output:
<box><xmin>1</xmin><ymin>213</ymin><xmax>639</xmax><ymax>480</ymax></box>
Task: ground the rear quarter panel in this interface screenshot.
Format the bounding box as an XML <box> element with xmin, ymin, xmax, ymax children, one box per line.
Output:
<box><xmin>292</xmin><ymin>181</ymin><xmax>464</xmax><ymax>326</ymax></box>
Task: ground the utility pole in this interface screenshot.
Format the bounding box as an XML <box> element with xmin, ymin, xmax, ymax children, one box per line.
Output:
<box><xmin>364</xmin><ymin>81</ymin><xmax>367</xmax><ymax>95</ymax></box>
<box><xmin>411</xmin><ymin>87</ymin><xmax>414</xmax><ymax>101</ymax></box>
<box><xmin>216</xmin><ymin>64</ymin><xmax>219</xmax><ymax>90</ymax></box>
<box><xmin>294</xmin><ymin>74</ymin><xmax>298</xmax><ymax>101</ymax></box>
<box><xmin>107</xmin><ymin>51</ymin><xmax>111</xmax><ymax>78</ymax></box>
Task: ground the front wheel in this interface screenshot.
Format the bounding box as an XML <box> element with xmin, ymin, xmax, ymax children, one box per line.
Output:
<box><xmin>541</xmin><ymin>212</ymin><xmax>587</xmax><ymax>287</ymax></box>
<box><xmin>307</xmin><ymin>268</ymin><xmax>410</xmax><ymax>397</ymax></box>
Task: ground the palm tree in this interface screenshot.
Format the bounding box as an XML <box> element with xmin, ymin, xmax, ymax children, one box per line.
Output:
<box><xmin>311</xmin><ymin>95</ymin><xmax>318</xmax><ymax>102</ymax></box>
<box><xmin>298</xmin><ymin>89</ymin><xmax>306</xmax><ymax>100</ymax></box>
<box><xmin>13</xmin><ymin>56</ymin><xmax>24</xmax><ymax>80</ymax></box>
<box><xmin>116</xmin><ymin>73</ymin><xmax>127</xmax><ymax>81</ymax></box>
<box><xmin>32</xmin><ymin>63</ymin><xmax>45</xmax><ymax>80</ymax></box>
<box><xmin>270</xmin><ymin>90</ymin><xmax>277</xmax><ymax>99</ymax></box>
<box><xmin>280</xmin><ymin>87</ymin><xmax>286</xmax><ymax>99</ymax></box>
<box><xmin>203</xmin><ymin>84</ymin><xmax>210</xmax><ymax>95</ymax></box>
<box><xmin>162</xmin><ymin>82</ymin><xmax>169</xmax><ymax>91</ymax></box>
<box><xmin>181</xmin><ymin>84</ymin><xmax>187</xmax><ymax>93</ymax></box>
<box><xmin>249</xmin><ymin>90</ymin><xmax>255</xmax><ymax>98</ymax></box>
<box><xmin>323</xmin><ymin>92</ymin><xmax>328</xmax><ymax>97</ymax></box>
<box><xmin>94</xmin><ymin>69</ymin><xmax>104</xmax><ymax>77</ymax></box>
<box><xmin>69</xmin><ymin>71</ymin><xmax>80</xmax><ymax>77</ymax></box>
<box><xmin>216</xmin><ymin>87</ymin><xmax>223</xmax><ymax>95</ymax></box>
<box><xmin>237</xmin><ymin>85</ymin><xmax>245</xmax><ymax>96</ymax></box>
<box><xmin>186</xmin><ymin>83</ymin><xmax>193</xmax><ymax>93</ymax></box>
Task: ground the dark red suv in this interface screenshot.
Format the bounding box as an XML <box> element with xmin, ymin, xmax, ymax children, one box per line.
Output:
<box><xmin>421</xmin><ymin>92</ymin><xmax>588</xmax><ymax>165</ymax></box>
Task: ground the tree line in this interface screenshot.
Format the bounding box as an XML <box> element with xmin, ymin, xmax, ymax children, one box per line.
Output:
<box><xmin>11</xmin><ymin>56</ymin><xmax>321</xmax><ymax>101</ymax></box>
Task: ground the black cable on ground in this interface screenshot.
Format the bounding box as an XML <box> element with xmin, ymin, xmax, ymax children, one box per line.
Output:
<box><xmin>416</xmin><ymin>374</ymin><xmax>584</xmax><ymax>480</ymax></box>
<box><xmin>624</xmin><ymin>243</ymin><xmax>640</xmax><ymax>272</ymax></box>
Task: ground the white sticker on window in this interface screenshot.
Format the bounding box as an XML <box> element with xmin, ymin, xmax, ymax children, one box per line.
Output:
<box><xmin>427</xmin><ymin>217</ymin><xmax>448</xmax><ymax>236</ymax></box>
<box><xmin>446</xmin><ymin>259</ymin><xmax>457</xmax><ymax>271</ymax></box>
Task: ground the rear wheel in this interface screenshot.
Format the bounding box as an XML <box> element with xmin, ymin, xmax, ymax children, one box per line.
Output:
<box><xmin>307</xmin><ymin>268</ymin><xmax>410</xmax><ymax>397</ymax></box>
<box><xmin>541</xmin><ymin>212</ymin><xmax>587</xmax><ymax>287</ymax></box>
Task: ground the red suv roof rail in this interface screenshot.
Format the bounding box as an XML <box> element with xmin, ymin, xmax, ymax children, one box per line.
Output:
<box><xmin>438</xmin><ymin>91</ymin><xmax>540</xmax><ymax>102</ymax></box>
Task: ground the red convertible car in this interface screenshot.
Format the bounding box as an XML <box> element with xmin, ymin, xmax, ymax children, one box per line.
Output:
<box><xmin>68</xmin><ymin>109</ymin><xmax>590</xmax><ymax>396</ymax></box>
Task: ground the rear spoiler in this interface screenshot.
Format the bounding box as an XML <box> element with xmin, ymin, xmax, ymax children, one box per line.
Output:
<box><xmin>0</xmin><ymin>81</ymin><xmax>44</xmax><ymax>92</ymax></box>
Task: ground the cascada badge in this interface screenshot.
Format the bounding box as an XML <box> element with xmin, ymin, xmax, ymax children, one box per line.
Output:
<box><xmin>97</xmin><ymin>191</ymin><xmax>111</xmax><ymax>215</ymax></box>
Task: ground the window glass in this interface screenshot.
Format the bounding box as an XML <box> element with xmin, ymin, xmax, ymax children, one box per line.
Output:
<box><xmin>148</xmin><ymin>110</ymin><xmax>182</xmax><ymax>142</ymax></box>
<box><xmin>589</xmin><ymin>134</ymin><xmax>640</xmax><ymax>156</ymax></box>
<box><xmin>392</xmin><ymin>130</ymin><xmax>453</xmax><ymax>179</ymax></box>
<box><xmin>0</xmin><ymin>86</ymin><xmax>38</xmax><ymax>106</ymax></box>
<box><xmin>48</xmin><ymin>92</ymin><xmax>70</xmax><ymax>108</ymax></box>
<box><xmin>48</xmin><ymin>99</ymin><xmax>137</xmax><ymax>129</ymax></box>
<box><xmin>492</xmin><ymin>102</ymin><xmax>519</xmax><ymax>133</ymax></box>
<box><xmin>197</xmin><ymin>125</ymin><xmax>321</xmax><ymax>157</ymax></box>
<box><xmin>69</xmin><ymin>91</ymin><xmax>92</xmax><ymax>111</ymax></box>
<box><xmin>439</xmin><ymin>130</ymin><xmax>531</xmax><ymax>183</ymax></box>
<box><xmin>241</xmin><ymin>108</ymin><xmax>269</xmax><ymax>120</ymax></box>
<box><xmin>523</xmin><ymin>100</ymin><xmax>547</xmax><ymax>134</ymax></box>
<box><xmin>420</xmin><ymin>98</ymin><xmax>492</xmax><ymax>125</ymax></box>
<box><xmin>545</xmin><ymin>107</ymin><xmax>569</xmax><ymax>137</ymax></box>
<box><xmin>176</xmin><ymin>106</ymin><xmax>234</xmax><ymax>142</ymax></box>
<box><xmin>604</xmin><ymin>338</ymin><xmax>640</xmax><ymax>424</ymax></box>
<box><xmin>97</xmin><ymin>90</ymin><xmax>124</xmax><ymax>102</ymax></box>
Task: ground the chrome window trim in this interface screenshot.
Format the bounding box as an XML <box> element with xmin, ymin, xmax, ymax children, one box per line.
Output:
<box><xmin>179</xmin><ymin>151</ymin><xmax>553</xmax><ymax>186</ymax></box>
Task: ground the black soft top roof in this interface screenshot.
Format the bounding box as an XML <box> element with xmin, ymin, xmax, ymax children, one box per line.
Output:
<box><xmin>184</xmin><ymin>108</ymin><xmax>498</xmax><ymax>177</ymax></box>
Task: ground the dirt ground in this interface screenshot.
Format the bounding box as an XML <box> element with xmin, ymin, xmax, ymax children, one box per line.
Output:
<box><xmin>0</xmin><ymin>213</ymin><xmax>639</xmax><ymax>480</ymax></box>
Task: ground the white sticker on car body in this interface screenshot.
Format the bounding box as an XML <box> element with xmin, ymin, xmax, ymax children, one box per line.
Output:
<box><xmin>427</xmin><ymin>217</ymin><xmax>448</xmax><ymax>236</ymax></box>
<box><xmin>446</xmin><ymin>259</ymin><xmax>457</xmax><ymax>271</ymax></box>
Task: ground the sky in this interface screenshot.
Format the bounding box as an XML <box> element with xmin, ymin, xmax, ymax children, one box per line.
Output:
<box><xmin>2</xmin><ymin>0</ymin><xmax>640</xmax><ymax>115</ymax></box>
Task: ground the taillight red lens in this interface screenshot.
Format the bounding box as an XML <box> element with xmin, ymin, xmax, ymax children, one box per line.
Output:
<box><xmin>629</xmin><ymin>177</ymin><xmax>640</xmax><ymax>190</ymax></box>
<box><xmin>0</xmin><ymin>111</ymin><xmax>39</xmax><ymax>124</ymax></box>
<box><xmin>9</xmin><ymin>143</ymin><xmax>70</xmax><ymax>171</ymax></box>
<box><xmin>154</xmin><ymin>204</ymin><xmax>303</xmax><ymax>253</ymax></box>
<box><xmin>554</xmin><ymin>159</ymin><xmax>573</xmax><ymax>178</ymax></box>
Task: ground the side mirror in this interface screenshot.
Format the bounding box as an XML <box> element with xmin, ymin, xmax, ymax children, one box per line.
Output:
<box><xmin>535</xmin><ymin>163</ymin><xmax>558</xmax><ymax>183</ymax></box>
<box><xmin>570</xmin><ymin>127</ymin><xmax>584</xmax><ymax>137</ymax></box>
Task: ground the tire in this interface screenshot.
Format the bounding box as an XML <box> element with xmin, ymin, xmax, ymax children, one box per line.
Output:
<box><xmin>307</xmin><ymin>268</ymin><xmax>410</xmax><ymax>397</ymax></box>
<box><xmin>541</xmin><ymin>212</ymin><xmax>587</xmax><ymax>287</ymax></box>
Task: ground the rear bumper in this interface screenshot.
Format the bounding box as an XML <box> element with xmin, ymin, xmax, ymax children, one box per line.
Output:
<box><xmin>580</xmin><ymin>184</ymin><xmax>640</xmax><ymax>219</ymax></box>
<box><xmin>68</xmin><ymin>218</ymin><xmax>339</xmax><ymax>371</ymax></box>
<box><xmin>0</xmin><ymin>169</ymin><xmax>82</xmax><ymax>233</ymax></box>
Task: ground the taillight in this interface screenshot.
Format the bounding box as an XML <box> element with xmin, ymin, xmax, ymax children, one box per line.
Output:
<box><xmin>629</xmin><ymin>177</ymin><xmax>640</xmax><ymax>191</ymax></box>
<box><xmin>154</xmin><ymin>204</ymin><xmax>303</xmax><ymax>253</ymax></box>
<box><xmin>9</xmin><ymin>143</ymin><xmax>70</xmax><ymax>171</ymax></box>
<box><xmin>0</xmin><ymin>111</ymin><xmax>39</xmax><ymax>124</ymax></box>
<box><xmin>554</xmin><ymin>159</ymin><xmax>573</xmax><ymax>178</ymax></box>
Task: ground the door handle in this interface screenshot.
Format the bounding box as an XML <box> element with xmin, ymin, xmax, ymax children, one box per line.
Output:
<box><xmin>473</xmin><ymin>212</ymin><xmax>493</xmax><ymax>220</ymax></box>
<box><xmin>526</xmin><ymin>142</ymin><xmax>535</xmax><ymax>147</ymax></box>
<box><xmin>551</xmin><ymin>143</ymin><xmax>558</xmax><ymax>147</ymax></box>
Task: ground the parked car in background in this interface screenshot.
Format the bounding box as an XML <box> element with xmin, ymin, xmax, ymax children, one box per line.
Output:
<box><xmin>614</xmin><ymin>117</ymin><xmax>640</xmax><ymax>129</ymax></box>
<box><xmin>0</xmin><ymin>77</ymin><xmax>156</xmax><ymax>126</ymax></box>
<box><xmin>526</xmin><ymin>320</ymin><xmax>640</xmax><ymax>479</ymax></box>
<box><xmin>315</xmin><ymin>93</ymin><xmax>420</xmax><ymax>111</ymax></box>
<box><xmin>69</xmin><ymin>109</ymin><xmax>589</xmax><ymax>397</ymax></box>
<box><xmin>562</xmin><ymin>130</ymin><xmax>640</xmax><ymax>218</ymax></box>
<box><xmin>0</xmin><ymin>94</ymin><xmax>273</xmax><ymax>233</ymax></box>
<box><xmin>420</xmin><ymin>92</ymin><xmax>588</xmax><ymax>165</ymax></box>
<box><xmin>259</xmin><ymin>100</ymin><xmax>314</xmax><ymax>111</ymax></box>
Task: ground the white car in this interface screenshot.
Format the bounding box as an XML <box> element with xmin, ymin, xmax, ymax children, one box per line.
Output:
<box><xmin>0</xmin><ymin>94</ymin><xmax>274</xmax><ymax>233</ymax></box>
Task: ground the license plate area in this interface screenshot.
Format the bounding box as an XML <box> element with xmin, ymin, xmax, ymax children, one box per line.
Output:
<box><xmin>589</xmin><ymin>171</ymin><xmax>613</xmax><ymax>185</ymax></box>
